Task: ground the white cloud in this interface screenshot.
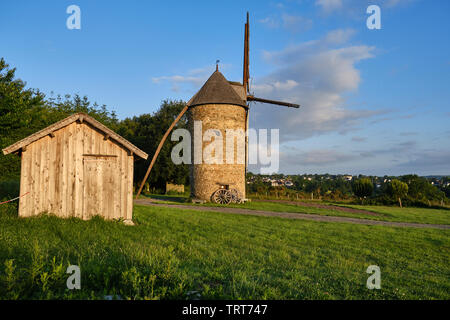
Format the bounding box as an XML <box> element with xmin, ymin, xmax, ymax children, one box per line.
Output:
<box><xmin>314</xmin><ymin>0</ymin><xmax>415</xmax><ymax>18</ymax></box>
<box><xmin>352</xmin><ymin>136</ymin><xmax>367</xmax><ymax>142</ymax></box>
<box><xmin>394</xmin><ymin>149</ymin><xmax>450</xmax><ymax>175</ymax></box>
<box><xmin>250</xmin><ymin>29</ymin><xmax>380</xmax><ymax>141</ymax></box>
<box><xmin>151</xmin><ymin>65</ymin><xmax>221</xmax><ymax>92</ymax></box>
<box><xmin>282</xmin><ymin>14</ymin><xmax>313</xmax><ymax>33</ymax></box>
<box><xmin>324</xmin><ymin>28</ymin><xmax>356</xmax><ymax>45</ymax></box>
<box><xmin>259</xmin><ymin>14</ymin><xmax>312</xmax><ymax>33</ymax></box>
<box><xmin>315</xmin><ymin>0</ymin><xmax>343</xmax><ymax>12</ymax></box>
<box><xmin>385</xmin><ymin>0</ymin><xmax>415</xmax><ymax>8</ymax></box>
<box><xmin>152</xmin><ymin>75</ymin><xmax>205</xmax><ymax>92</ymax></box>
<box><xmin>283</xmin><ymin>148</ymin><xmax>356</xmax><ymax>166</ymax></box>
<box><xmin>252</xmin><ymin>80</ymin><xmax>300</xmax><ymax>94</ymax></box>
<box><xmin>258</xmin><ymin>16</ymin><xmax>280</xmax><ymax>29</ymax></box>
<box><xmin>152</xmin><ymin>75</ymin><xmax>202</xmax><ymax>85</ymax></box>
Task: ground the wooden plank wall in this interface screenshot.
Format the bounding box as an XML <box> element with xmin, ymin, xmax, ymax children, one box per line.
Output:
<box><xmin>18</xmin><ymin>122</ymin><xmax>134</xmax><ymax>220</ymax></box>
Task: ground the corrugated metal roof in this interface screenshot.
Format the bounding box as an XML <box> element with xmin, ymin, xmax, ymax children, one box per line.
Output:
<box><xmin>189</xmin><ymin>71</ymin><xmax>247</xmax><ymax>107</ymax></box>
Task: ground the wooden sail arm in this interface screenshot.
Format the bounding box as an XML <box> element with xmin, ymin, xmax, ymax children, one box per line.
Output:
<box><xmin>247</xmin><ymin>95</ymin><xmax>300</xmax><ymax>108</ymax></box>
<box><xmin>243</xmin><ymin>12</ymin><xmax>250</xmax><ymax>93</ymax></box>
<box><xmin>135</xmin><ymin>104</ymin><xmax>189</xmax><ymax>199</ymax></box>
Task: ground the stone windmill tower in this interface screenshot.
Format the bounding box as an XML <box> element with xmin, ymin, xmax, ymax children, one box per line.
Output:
<box><xmin>187</xmin><ymin>68</ymin><xmax>248</xmax><ymax>203</ymax></box>
<box><xmin>136</xmin><ymin>13</ymin><xmax>300</xmax><ymax>203</ymax></box>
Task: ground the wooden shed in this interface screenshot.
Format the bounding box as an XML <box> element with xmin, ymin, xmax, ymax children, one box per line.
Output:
<box><xmin>2</xmin><ymin>113</ymin><xmax>148</xmax><ymax>223</ymax></box>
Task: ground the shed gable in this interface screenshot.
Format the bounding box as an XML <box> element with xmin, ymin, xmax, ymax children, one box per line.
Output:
<box><xmin>2</xmin><ymin>113</ymin><xmax>148</xmax><ymax>160</ymax></box>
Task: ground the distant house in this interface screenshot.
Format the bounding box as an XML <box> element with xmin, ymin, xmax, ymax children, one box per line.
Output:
<box><xmin>271</xmin><ymin>181</ymin><xmax>280</xmax><ymax>187</ymax></box>
<box><xmin>2</xmin><ymin>113</ymin><xmax>148</xmax><ymax>223</ymax></box>
<box><xmin>284</xmin><ymin>181</ymin><xmax>294</xmax><ymax>187</ymax></box>
<box><xmin>344</xmin><ymin>175</ymin><xmax>353</xmax><ymax>181</ymax></box>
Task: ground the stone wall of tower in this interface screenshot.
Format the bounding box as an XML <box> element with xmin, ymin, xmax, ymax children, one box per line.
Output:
<box><xmin>188</xmin><ymin>104</ymin><xmax>247</xmax><ymax>201</ymax></box>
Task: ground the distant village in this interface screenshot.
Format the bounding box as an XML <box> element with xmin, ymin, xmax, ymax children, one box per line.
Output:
<box><xmin>246</xmin><ymin>173</ymin><xmax>450</xmax><ymax>201</ymax></box>
<box><xmin>248</xmin><ymin>173</ymin><xmax>450</xmax><ymax>187</ymax></box>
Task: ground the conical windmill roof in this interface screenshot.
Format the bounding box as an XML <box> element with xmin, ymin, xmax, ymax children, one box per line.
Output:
<box><xmin>189</xmin><ymin>70</ymin><xmax>247</xmax><ymax>107</ymax></box>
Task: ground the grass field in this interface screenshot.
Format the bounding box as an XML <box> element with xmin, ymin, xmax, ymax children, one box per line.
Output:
<box><xmin>0</xmin><ymin>203</ymin><xmax>449</xmax><ymax>299</ymax></box>
<box><xmin>143</xmin><ymin>194</ymin><xmax>450</xmax><ymax>225</ymax></box>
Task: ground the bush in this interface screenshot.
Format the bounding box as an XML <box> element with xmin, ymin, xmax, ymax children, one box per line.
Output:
<box><xmin>0</xmin><ymin>180</ymin><xmax>20</xmax><ymax>217</ymax></box>
<box><xmin>352</xmin><ymin>178</ymin><xmax>373</xmax><ymax>203</ymax></box>
<box><xmin>387</xmin><ymin>179</ymin><xmax>408</xmax><ymax>207</ymax></box>
<box><xmin>0</xmin><ymin>202</ymin><xmax>18</xmax><ymax>217</ymax></box>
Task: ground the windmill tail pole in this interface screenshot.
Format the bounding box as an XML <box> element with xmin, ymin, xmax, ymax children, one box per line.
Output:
<box><xmin>247</xmin><ymin>95</ymin><xmax>300</xmax><ymax>108</ymax></box>
<box><xmin>135</xmin><ymin>104</ymin><xmax>189</xmax><ymax>199</ymax></box>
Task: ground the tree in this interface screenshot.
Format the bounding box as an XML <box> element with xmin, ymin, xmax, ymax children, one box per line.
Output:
<box><xmin>0</xmin><ymin>58</ymin><xmax>45</xmax><ymax>181</ymax></box>
<box><xmin>442</xmin><ymin>176</ymin><xmax>450</xmax><ymax>199</ymax></box>
<box><xmin>387</xmin><ymin>179</ymin><xmax>408</xmax><ymax>208</ymax></box>
<box><xmin>116</xmin><ymin>100</ymin><xmax>189</xmax><ymax>191</ymax></box>
<box><xmin>399</xmin><ymin>174</ymin><xmax>443</xmax><ymax>202</ymax></box>
<box><xmin>352</xmin><ymin>178</ymin><xmax>373</xmax><ymax>204</ymax></box>
<box><xmin>0</xmin><ymin>58</ymin><xmax>119</xmax><ymax>182</ymax></box>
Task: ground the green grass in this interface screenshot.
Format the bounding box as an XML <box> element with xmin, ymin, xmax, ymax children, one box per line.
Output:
<box><xmin>142</xmin><ymin>194</ymin><xmax>450</xmax><ymax>225</ymax></box>
<box><xmin>0</xmin><ymin>204</ymin><xmax>449</xmax><ymax>299</ymax></box>
<box><xmin>338</xmin><ymin>204</ymin><xmax>450</xmax><ymax>225</ymax></box>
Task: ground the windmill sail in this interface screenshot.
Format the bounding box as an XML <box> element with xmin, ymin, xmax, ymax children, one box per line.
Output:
<box><xmin>243</xmin><ymin>12</ymin><xmax>250</xmax><ymax>93</ymax></box>
<box><xmin>247</xmin><ymin>95</ymin><xmax>300</xmax><ymax>108</ymax></box>
<box><xmin>243</xmin><ymin>13</ymin><xmax>300</xmax><ymax>109</ymax></box>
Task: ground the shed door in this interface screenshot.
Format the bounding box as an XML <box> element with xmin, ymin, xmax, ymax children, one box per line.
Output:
<box><xmin>83</xmin><ymin>156</ymin><xmax>119</xmax><ymax>220</ymax></box>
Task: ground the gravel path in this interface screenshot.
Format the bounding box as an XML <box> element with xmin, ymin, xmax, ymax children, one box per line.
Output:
<box><xmin>134</xmin><ymin>199</ymin><xmax>450</xmax><ymax>230</ymax></box>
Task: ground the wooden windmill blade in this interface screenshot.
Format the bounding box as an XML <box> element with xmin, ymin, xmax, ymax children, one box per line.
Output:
<box><xmin>243</xmin><ymin>12</ymin><xmax>300</xmax><ymax>109</ymax></box>
<box><xmin>247</xmin><ymin>95</ymin><xmax>300</xmax><ymax>108</ymax></box>
<box><xmin>243</xmin><ymin>12</ymin><xmax>250</xmax><ymax>93</ymax></box>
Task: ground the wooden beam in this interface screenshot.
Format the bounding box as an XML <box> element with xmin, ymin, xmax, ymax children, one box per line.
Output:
<box><xmin>247</xmin><ymin>95</ymin><xmax>300</xmax><ymax>108</ymax></box>
<box><xmin>135</xmin><ymin>104</ymin><xmax>189</xmax><ymax>199</ymax></box>
<box><xmin>243</xmin><ymin>12</ymin><xmax>250</xmax><ymax>93</ymax></box>
<box><xmin>103</xmin><ymin>134</ymin><xmax>110</xmax><ymax>141</ymax></box>
<box><xmin>49</xmin><ymin>132</ymin><xmax>55</xmax><ymax>138</ymax></box>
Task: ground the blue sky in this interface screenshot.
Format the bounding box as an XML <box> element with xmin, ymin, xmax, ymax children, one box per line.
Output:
<box><xmin>1</xmin><ymin>0</ymin><xmax>449</xmax><ymax>175</ymax></box>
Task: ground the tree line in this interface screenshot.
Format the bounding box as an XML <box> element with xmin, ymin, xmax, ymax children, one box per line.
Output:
<box><xmin>247</xmin><ymin>173</ymin><xmax>449</xmax><ymax>207</ymax></box>
<box><xmin>0</xmin><ymin>58</ymin><xmax>188</xmax><ymax>199</ymax></box>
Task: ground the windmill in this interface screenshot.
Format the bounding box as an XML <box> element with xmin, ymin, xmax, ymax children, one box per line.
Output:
<box><xmin>136</xmin><ymin>12</ymin><xmax>300</xmax><ymax>203</ymax></box>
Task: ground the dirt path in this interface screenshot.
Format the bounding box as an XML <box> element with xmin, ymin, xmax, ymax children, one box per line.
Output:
<box><xmin>255</xmin><ymin>199</ymin><xmax>380</xmax><ymax>216</ymax></box>
<box><xmin>134</xmin><ymin>199</ymin><xmax>450</xmax><ymax>230</ymax></box>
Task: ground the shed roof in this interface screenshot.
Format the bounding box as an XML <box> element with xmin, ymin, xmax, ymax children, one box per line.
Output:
<box><xmin>189</xmin><ymin>71</ymin><xmax>247</xmax><ymax>108</ymax></box>
<box><xmin>2</xmin><ymin>113</ymin><xmax>148</xmax><ymax>159</ymax></box>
